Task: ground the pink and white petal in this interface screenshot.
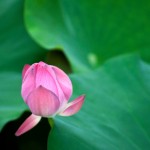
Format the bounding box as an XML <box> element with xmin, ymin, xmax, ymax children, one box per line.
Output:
<box><xmin>15</xmin><ymin>114</ymin><xmax>41</xmax><ymax>136</ymax></box>
<box><xmin>27</xmin><ymin>86</ymin><xmax>60</xmax><ymax>117</ymax></box>
<box><xmin>22</xmin><ymin>64</ymin><xmax>30</xmax><ymax>79</ymax></box>
<box><xmin>51</xmin><ymin>66</ymin><xmax>73</xmax><ymax>101</ymax></box>
<box><xmin>35</xmin><ymin>64</ymin><xmax>58</xmax><ymax>96</ymax></box>
<box><xmin>21</xmin><ymin>67</ymin><xmax>36</xmax><ymax>102</ymax></box>
<box><xmin>59</xmin><ymin>95</ymin><xmax>85</xmax><ymax>116</ymax></box>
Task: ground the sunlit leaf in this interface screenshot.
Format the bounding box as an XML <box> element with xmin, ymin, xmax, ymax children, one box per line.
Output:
<box><xmin>25</xmin><ymin>0</ymin><xmax>150</xmax><ymax>72</ymax></box>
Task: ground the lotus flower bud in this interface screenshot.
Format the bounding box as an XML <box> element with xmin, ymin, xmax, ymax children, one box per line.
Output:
<box><xmin>15</xmin><ymin>62</ymin><xmax>85</xmax><ymax>136</ymax></box>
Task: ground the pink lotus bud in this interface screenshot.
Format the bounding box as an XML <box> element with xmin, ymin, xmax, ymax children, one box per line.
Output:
<box><xmin>15</xmin><ymin>61</ymin><xmax>85</xmax><ymax>136</ymax></box>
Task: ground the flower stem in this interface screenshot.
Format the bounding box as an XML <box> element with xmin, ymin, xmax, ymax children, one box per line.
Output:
<box><xmin>48</xmin><ymin>118</ymin><xmax>54</xmax><ymax>128</ymax></box>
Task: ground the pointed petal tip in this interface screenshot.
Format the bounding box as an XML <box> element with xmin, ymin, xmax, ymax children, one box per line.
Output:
<box><xmin>59</xmin><ymin>94</ymin><xmax>85</xmax><ymax>117</ymax></box>
<box><xmin>15</xmin><ymin>114</ymin><xmax>41</xmax><ymax>136</ymax></box>
<box><xmin>80</xmin><ymin>94</ymin><xmax>86</xmax><ymax>99</ymax></box>
<box><xmin>38</xmin><ymin>61</ymin><xmax>46</xmax><ymax>66</ymax></box>
<box><xmin>15</xmin><ymin>130</ymin><xmax>23</xmax><ymax>136</ymax></box>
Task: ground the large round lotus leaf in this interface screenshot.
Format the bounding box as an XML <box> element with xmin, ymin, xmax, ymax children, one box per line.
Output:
<box><xmin>25</xmin><ymin>0</ymin><xmax>150</xmax><ymax>72</ymax></box>
<box><xmin>48</xmin><ymin>55</ymin><xmax>150</xmax><ymax>150</ymax></box>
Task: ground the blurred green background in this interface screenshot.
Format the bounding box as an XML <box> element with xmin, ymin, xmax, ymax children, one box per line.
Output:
<box><xmin>0</xmin><ymin>0</ymin><xmax>150</xmax><ymax>149</ymax></box>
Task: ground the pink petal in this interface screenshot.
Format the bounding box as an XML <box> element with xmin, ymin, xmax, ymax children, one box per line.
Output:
<box><xmin>59</xmin><ymin>95</ymin><xmax>85</xmax><ymax>116</ymax></box>
<box><xmin>21</xmin><ymin>66</ymin><xmax>36</xmax><ymax>102</ymax></box>
<box><xmin>27</xmin><ymin>86</ymin><xmax>60</xmax><ymax>117</ymax></box>
<box><xmin>22</xmin><ymin>64</ymin><xmax>30</xmax><ymax>79</ymax></box>
<box><xmin>47</xmin><ymin>67</ymin><xmax>66</xmax><ymax>107</ymax></box>
<box><xmin>35</xmin><ymin>64</ymin><xmax>58</xmax><ymax>97</ymax></box>
<box><xmin>15</xmin><ymin>114</ymin><xmax>41</xmax><ymax>136</ymax></box>
<box><xmin>51</xmin><ymin>66</ymin><xmax>73</xmax><ymax>101</ymax></box>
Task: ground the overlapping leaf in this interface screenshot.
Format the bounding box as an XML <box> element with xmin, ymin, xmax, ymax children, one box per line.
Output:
<box><xmin>48</xmin><ymin>55</ymin><xmax>150</xmax><ymax>150</ymax></box>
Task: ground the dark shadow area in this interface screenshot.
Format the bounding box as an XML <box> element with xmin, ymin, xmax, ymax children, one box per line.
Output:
<box><xmin>0</xmin><ymin>111</ymin><xmax>50</xmax><ymax>150</ymax></box>
<box><xmin>45</xmin><ymin>49</ymin><xmax>72</xmax><ymax>74</ymax></box>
